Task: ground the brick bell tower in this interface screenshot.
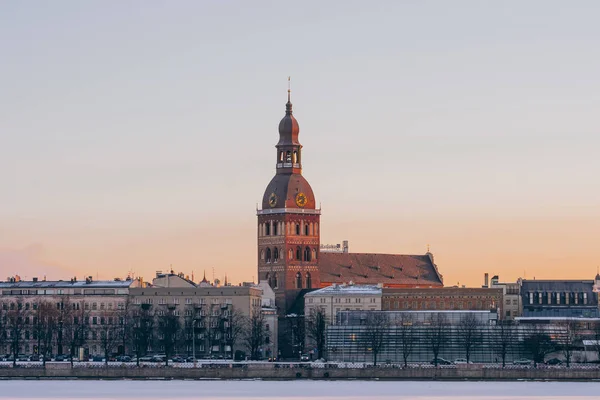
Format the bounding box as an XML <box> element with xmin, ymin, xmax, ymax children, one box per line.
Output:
<box><xmin>257</xmin><ymin>82</ymin><xmax>320</xmax><ymax>315</ymax></box>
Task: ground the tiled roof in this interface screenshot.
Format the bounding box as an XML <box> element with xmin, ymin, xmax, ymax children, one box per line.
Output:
<box><xmin>319</xmin><ymin>252</ymin><xmax>443</xmax><ymax>287</ymax></box>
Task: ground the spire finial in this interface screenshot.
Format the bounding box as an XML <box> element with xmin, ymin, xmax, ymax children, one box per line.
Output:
<box><xmin>427</xmin><ymin>244</ymin><xmax>430</xmax><ymax>253</ymax></box>
<box><xmin>285</xmin><ymin>76</ymin><xmax>293</xmax><ymax>115</ymax></box>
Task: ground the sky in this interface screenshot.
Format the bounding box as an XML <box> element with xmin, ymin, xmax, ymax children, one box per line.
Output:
<box><xmin>0</xmin><ymin>1</ymin><xmax>599</xmax><ymax>287</ymax></box>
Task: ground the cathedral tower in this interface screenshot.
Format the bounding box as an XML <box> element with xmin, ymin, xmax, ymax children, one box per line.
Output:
<box><xmin>257</xmin><ymin>84</ymin><xmax>320</xmax><ymax>314</ymax></box>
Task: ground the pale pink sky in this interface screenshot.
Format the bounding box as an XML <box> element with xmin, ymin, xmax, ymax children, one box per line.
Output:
<box><xmin>1</xmin><ymin>1</ymin><xmax>599</xmax><ymax>286</ymax></box>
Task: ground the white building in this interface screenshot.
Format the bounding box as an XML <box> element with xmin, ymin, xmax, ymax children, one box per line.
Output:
<box><xmin>304</xmin><ymin>283</ymin><xmax>382</xmax><ymax>324</ymax></box>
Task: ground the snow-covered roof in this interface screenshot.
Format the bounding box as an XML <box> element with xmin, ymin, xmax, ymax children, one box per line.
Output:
<box><xmin>0</xmin><ymin>280</ymin><xmax>134</xmax><ymax>289</ymax></box>
<box><xmin>304</xmin><ymin>284</ymin><xmax>382</xmax><ymax>296</ymax></box>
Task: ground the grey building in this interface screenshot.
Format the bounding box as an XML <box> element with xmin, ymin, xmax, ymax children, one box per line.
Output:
<box><xmin>521</xmin><ymin>277</ymin><xmax>600</xmax><ymax>318</ymax></box>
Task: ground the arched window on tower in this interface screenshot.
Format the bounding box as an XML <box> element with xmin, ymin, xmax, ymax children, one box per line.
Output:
<box><xmin>273</xmin><ymin>248</ymin><xmax>279</xmax><ymax>262</ymax></box>
<box><xmin>286</xmin><ymin>151</ymin><xmax>292</xmax><ymax>162</ymax></box>
<box><xmin>304</xmin><ymin>224</ymin><xmax>309</xmax><ymax>236</ymax></box>
<box><xmin>265</xmin><ymin>222</ymin><xmax>271</xmax><ymax>236</ymax></box>
<box><xmin>312</xmin><ymin>248</ymin><xmax>317</xmax><ymax>261</ymax></box>
<box><xmin>273</xmin><ymin>222</ymin><xmax>278</xmax><ymax>236</ymax></box>
<box><xmin>296</xmin><ymin>246</ymin><xmax>302</xmax><ymax>261</ymax></box>
<box><xmin>304</xmin><ymin>246</ymin><xmax>311</xmax><ymax>262</ymax></box>
<box><xmin>296</xmin><ymin>272</ymin><xmax>302</xmax><ymax>289</ymax></box>
<box><xmin>306</xmin><ymin>272</ymin><xmax>312</xmax><ymax>289</ymax></box>
<box><xmin>273</xmin><ymin>273</ymin><xmax>278</xmax><ymax>289</ymax></box>
<box><xmin>295</xmin><ymin>223</ymin><xmax>300</xmax><ymax>235</ymax></box>
<box><xmin>288</xmin><ymin>249</ymin><xmax>294</xmax><ymax>260</ymax></box>
<box><xmin>266</xmin><ymin>248</ymin><xmax>272</xmax><ymax>263</ymax></box>
<box><xmin>293</xmin><ymin>150</ymin><xmax>298</xmax><ymax>164</ymax></box>
<box><xmin>279</xmin><ymin>151</ymin><xmax>284</xmax><ymax>162</ymax></box>
<box><xmin>266</xmin><ymin>273</ymin><xmax>272</xmax><ymax>288</ymax></box>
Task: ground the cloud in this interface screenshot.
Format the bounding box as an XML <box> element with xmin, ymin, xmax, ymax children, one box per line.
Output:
<box><xmin>0</xmin><ymin>244</ymin><xmax>72</xmax><ymax>281</ymax></box>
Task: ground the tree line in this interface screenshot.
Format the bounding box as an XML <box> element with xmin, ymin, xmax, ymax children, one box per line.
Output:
<box><xmin>305</xmin><ymin>309</ymin><xmax>600</xmax><ymax>366</ymax></box>
<box><xmin>0</xmin><ymin>298</ymin><xmax>269</xmax><ymax>367</ymax></box>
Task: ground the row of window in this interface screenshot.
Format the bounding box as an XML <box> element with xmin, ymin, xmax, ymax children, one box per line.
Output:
<box><xmin>259</xmin><ymin>221</ymin><xmax>318</xmax><ymax>236</ymax></box>
<box><xmin>261</xmin><ymin>246</ymin><xmax>316</xmax><ymax>263</ymax></box>
<box><xmin>265</xmin><ymin>272</ymin><xmax>313</xmax><ymax>290</ymax></box>
<box><xmin>527</xmin><ymin>291</ymin><xmax>589</xmax><ymax>305</ymax></box>
<box><xmin>308</xmin><ymin>298</ymin><xmax>378</xmax><ymax>304</ymax></box>
<box><xmin>0</xmin><ymin>301</ymin><xmax>126</xmax><ymax>311</ymax></box>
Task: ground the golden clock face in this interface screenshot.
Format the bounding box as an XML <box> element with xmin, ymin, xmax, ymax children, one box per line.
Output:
<box><xmin>268</xmin><ymin>192</ymin><xmax>278</xmax><ymax>208</ymax></box>
<box><xmin>295</xmin><ymin>192</ymin><xmax>307</xmax><ymax>208</ymax></box>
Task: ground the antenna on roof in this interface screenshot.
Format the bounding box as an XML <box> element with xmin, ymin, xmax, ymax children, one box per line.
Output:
<box><xmin>427</xmin><ymin>244</ymin><xmax>430</xmax><ymax>253</ymax></box>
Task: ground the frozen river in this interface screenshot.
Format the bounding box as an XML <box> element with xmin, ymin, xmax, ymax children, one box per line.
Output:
<box><xmin>0</xmin><ymin>380</ymin><xmax>596</xmax><ymax>399</ymax></box>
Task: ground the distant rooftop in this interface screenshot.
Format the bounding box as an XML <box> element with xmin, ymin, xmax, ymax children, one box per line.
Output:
<box><xmin>0</xmin><ymin>279</ymin><xmax>134</xmax><ymax>289</ymax></box>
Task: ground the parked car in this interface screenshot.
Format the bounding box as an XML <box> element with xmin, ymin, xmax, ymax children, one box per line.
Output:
<box><xmin>91</xmin><ymin>355</ymin><xmax>104</xmax><ymax>362</ymax></box>
<box><xmin>513</xmin><ymin>358</ymin><xmax>532</xmax><ymax>365</ymax></box>
<box><xmin>54</xmin><ymin>355</ymin><xmax>66</xmax><ymax>362</ymax></box>
<box><xmin>116</xmin><ymin>356</ymin><xmax>132</xmax><ymax>362</ymax></box>
<box><xmin>151</xmin><ymin>355</ymin><xmax>165</xmax><ymax>362</ymax></box>
<box><xmin>430</xmin><ymin>358</ymin><xmax>453</xmax><ymax>365</ymax></box>
<box><xmin>545</xmin><ymin>358</ymin><xmax>562</xmax><ymax>365</ymax></box>
<box><xmin>300</xmin><ymin>354</ymin><xmax>310</xmax><ymax>362</ymax></box>
<box><xmin>453</xmin><ymin>358</ymin><xmax>472</xmax><ymax>364</ymax></box>
<box><xmin>139</xmin><ymin>356</ymin><xmax>153</xmax><ymax>362</ymax></box>
<box><xmin>171</xmin><ymin>356</ymin><xmax>184</xmax><ymax>363</ymax></box>
<box><xmin>17</xmin><ymin>354</ymin><xmax>30</xmax><ymax>361</ymax></box>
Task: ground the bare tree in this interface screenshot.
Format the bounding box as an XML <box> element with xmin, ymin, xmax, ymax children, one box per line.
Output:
<box><xmin>361</xmin><ymin>312</ymin><xmax>389</xmax><ymax>366</ymax></box>
<box><xmin>204</xmin><ymin>306</ymin><xmax>222</xmax><ymax>358</ymax></box>
<box><xmin>522</xmin><ymin>325</ymin><xmax>554</xmax><ymax>367</ymax></box>
<box><xmin>131</xmin><ymin>303</ymin><xmax>154</xmax><ymax>366</ymax></box>
<box><xmin>99</xmin><ymin>310</ymin><xmax>123</xmax><ymax>365</ymax></box>
<box><xmin>62</xmin><ymin>300</ymin><xmax>91</xmax><ymax>367</ymax></box>
<box><xmin>243</xmin><ymin>307</ymin><xmax>265</xmax><ymax>360</ymax></box>
<box><xmin>397</xmin><ymin>313</ymin><xmax>416</xmax><ymax>367</ymax></box>
<box><xmin>494</xmin><ymin>321</ymin><xmax>514</xmax><ymax>368</ymax></box>
<box><xmin>593</xmin><ymin>322</ymin><xmax>600</xmax><ymax>363</ymax></box>
<box><xmin>426</xmin><ymin>313</ymin><xmax>448</xmax><ymax>367</ymax></box>
<box><xmin>284</xmin><ymin>314</ymin><xmax>305</xmax><ymax>360</ymax></box>
<box><xmin>0</xmin><ymin>305</ymin><xmax>6</xmax><ymax>360</ymax></box>
<box><xmin>155</xmin><ymin>309</ymin><xmax>181</xmax><ymax>366</ymax></box>
<box><xmin>306</xmin><ymin>307</ymin><xmax>327</xmax><ymax>360</ymax></box>
<box><xmin>458</xmin><ymin>313</ymin><xmax>481</xmax><ymax>363</ymax></box>
<box><xmin>558</xmin><ymin>319</ymin><xmax>579</xmax><ymax>367</ymax></box>
<box><xmin>33</xmin><ymin>301</ymin><xmax>58</xmax><ymax>367</ymax></box>
<box><xmin>7</xmin><ymin>301</ymin><xmax>27</xmax><ymax>367</ymax></box>
<box><xmin>227</xmin><ymin>307</ymin><xmax>247</xmax><ymax>360</ymax></box>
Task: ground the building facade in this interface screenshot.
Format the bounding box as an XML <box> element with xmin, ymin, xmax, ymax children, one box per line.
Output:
<box><xmin>520</xmin><ymin>278</ymin><xmax>600</xmax><ymax>318</ymax></box>
<box><xmin>382</xmin><ymin>287</ymin><xmax>503</xmax><ymax>317</ymax></box>
<box><xmin>489</xmin><ymin>275</ymin><xmax>522</xmax><ymax>320</ymax></box>
<box><xmin>304</xmin><ymin>284</ymin><xmax>382</xmax><ymax>324</ymax></box>
<box><xmin>0</xmin><ymin>276</ymin><xmax>137</xmax><ymax>357</ymax></box>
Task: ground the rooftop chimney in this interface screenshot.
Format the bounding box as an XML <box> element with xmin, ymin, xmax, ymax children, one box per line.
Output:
<box><xmin>343</xmin><ymin>240</ymin><xmax>349</xmax><ymax>253</ymax></box>
<box><xmin>32</xmin><ymin>277</ymin><xmax>38</xmax><ymax>282</ymax></box>
<box><xmin>484</xmin><ymin>273</ymin><xmax>489</xmax><ymax>288</ymax></box>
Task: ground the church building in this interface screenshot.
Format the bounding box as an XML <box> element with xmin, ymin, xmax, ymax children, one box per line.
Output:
<box><xmin>257</xmin><ymin>87</ymin><xmax>444</xmax><ymax>316</ymax></box>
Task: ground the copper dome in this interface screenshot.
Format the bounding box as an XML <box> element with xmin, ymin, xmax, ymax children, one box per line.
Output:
<box><xmin>262</xmin><ymin>173</ymin><xmax>316</xmax><ymax>210</ymax></box>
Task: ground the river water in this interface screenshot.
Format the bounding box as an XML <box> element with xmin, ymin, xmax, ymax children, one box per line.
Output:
<box><xmin>0</xmin><ymin>380</ymin><xmax>596</xmax><ymax>399</ymax></box>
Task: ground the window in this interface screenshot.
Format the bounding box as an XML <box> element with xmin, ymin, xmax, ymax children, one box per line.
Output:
<box><xmin>296</xmin><ymin>246</ymin><xmax>301</xmax><ymax>260</ymax></box>
<box><xmin>303</xmin><ymin>246</ymin><xmax>311</xmax><ymax>262</ymax></box>
<box><xmin>296</xmin><ymin>272</ymin><xmax>302</xmax><ymax>289</ymax></box>
<box><xmin>304</xmin><ymin>224</ymin><xmax>309</xmax><ymax>236</ymax></box>
<box><xmin>186</xmin><ymin>298</ymin><xmax>192</xmax><ymax>305</ymax></box>
<box><xmin>273</xmin><ymin>273</ymin><xmax>278</xmax><ymax>289</ymax></box>
<box><xmin>295</xmin><ymin>224</ymin><xmax>300</xmax><ymax>235</ymax></box>
<box><xmin>266</xmin><ymin>273</ymin><xmax>272</xmax><ymax>288</ymax></box>
<box><xmin>273</xmin><ymin>248</ymin><xmax>279</xmax><ymax>262</ymax></box>
<box><xmin>273</xmin><ymin>222</ymin><xmax>278</xmax><ymax>236</ymax></box>
<box><xmin>306</xmin><ymin>272</ymin><xmax>312</xmax><ymax>289</ymax></box>
<box><xmin>266</xmin><ymin>248</ymin><xmax>272</xmax><ymax>263</ymax></box>
<box><xmin>92</xmin><ymin>302</ymin><xmax>98</xmax><ymax>310</ymax></box>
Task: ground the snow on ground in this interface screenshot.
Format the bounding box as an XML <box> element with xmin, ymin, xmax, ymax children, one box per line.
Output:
<box><xmin>0</xmin><ymin>380</ymin><xmax>597</xmax><ymax>399</ymax></box>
